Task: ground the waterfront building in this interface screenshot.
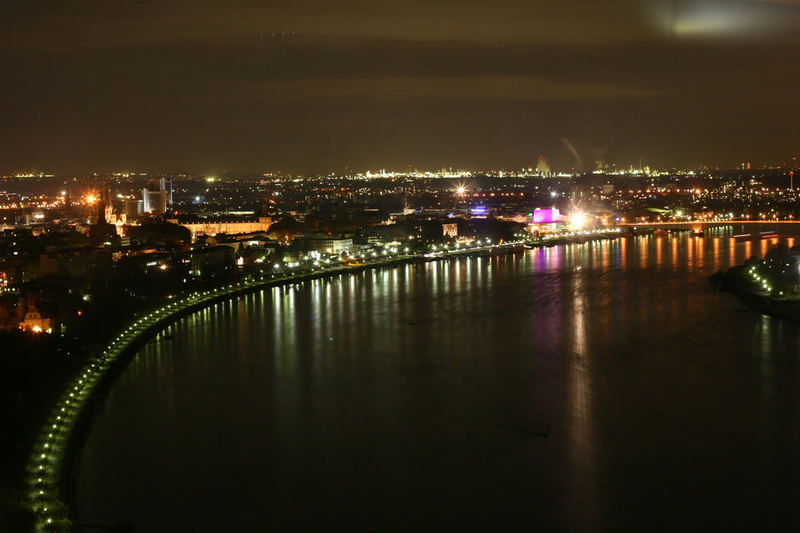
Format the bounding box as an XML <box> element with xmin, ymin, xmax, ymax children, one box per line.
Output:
<box><xmin>529</xmin><ymin>207</ymin><xmax>563</xmax><ymax>234</ymax></box>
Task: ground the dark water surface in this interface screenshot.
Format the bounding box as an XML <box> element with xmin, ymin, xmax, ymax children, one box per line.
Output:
<box><xmin>76</xmin><ymin>227</ymin><xmax>800</xmax><ymax>531</ymax></box>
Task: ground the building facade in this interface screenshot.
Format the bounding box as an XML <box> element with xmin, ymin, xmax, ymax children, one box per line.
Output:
<box><xmin>167</xmin><ymin>216</ymin><xmax>272</xmax><ymax>240</ymax></box>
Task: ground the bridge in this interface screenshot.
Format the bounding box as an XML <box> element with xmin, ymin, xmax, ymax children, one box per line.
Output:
<box><xmin>617</xmin><ymin>219</ymin><xmax>800</xmax><ymax>229</ymax></box>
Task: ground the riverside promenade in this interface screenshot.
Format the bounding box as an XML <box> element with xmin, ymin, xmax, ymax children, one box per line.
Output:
<box><xmin>24</xmin><ymin>231</ymin><xmax>621</xmax><ymax>531</ymax></box>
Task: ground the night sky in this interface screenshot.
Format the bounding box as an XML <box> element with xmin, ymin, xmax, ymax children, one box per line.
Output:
<box><xmin>3</xmin><ymin>0</ymin><xmax>800</xmax><ymax>174</ymax></box>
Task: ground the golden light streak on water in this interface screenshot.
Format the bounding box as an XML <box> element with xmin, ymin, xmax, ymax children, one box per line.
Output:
<box><xmin>656</xmin><ymin>236</ymin><xmax>663</xmax><ymax>266</ymax></box>
<box><xmin>640</xmin><ymin>238</ymin><xmax>648</xmax><ymax>269</ymax></box>
<box><xmin>729</xmin><ymin>238</ymin><xmax>737</xmax><ymax>268</ymax></box>
<box><xmin>566</xmin><ymin>264</ymin><xmax>599</xmax><ymax>529</ymax></box>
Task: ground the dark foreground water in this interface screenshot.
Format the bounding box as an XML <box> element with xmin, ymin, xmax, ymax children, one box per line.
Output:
<box><xmin>76</xmin><ymin>227</ymin><xmax>800</xmax><ymax>531</ymax></box>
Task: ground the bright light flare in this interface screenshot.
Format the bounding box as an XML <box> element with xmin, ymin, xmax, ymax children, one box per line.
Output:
<box><xmin>85</xmin><ymin>195</ymin><xmax>97</xmax><ymax>205</ymax></box>
<box><xmin>568</xmin><ymin>211</ymin><xmax>587</xmax><ymax>230</ymax></box>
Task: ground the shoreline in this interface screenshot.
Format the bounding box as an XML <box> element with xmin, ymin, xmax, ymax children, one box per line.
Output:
<box><xmin>710</xmin><ymin>267</ymin><xmax>800</xmax><ymax>324</ymax></box>
<box><xmin>23</xmin><ymin>233</ymin><xmax>623</xmax><ymax>531</ymax></box>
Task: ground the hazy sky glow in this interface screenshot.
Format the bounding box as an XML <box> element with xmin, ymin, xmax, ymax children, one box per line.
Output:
<box><xmin>2</xmin><ymin>0</ymin><xmax>800</xmax><ymax>173</ymax></box>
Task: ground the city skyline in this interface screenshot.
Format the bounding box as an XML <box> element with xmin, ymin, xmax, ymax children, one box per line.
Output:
<box><xmin>0</xmin><ymin>160</ymin><xmax>794</xmax><ymax>179</ymax></box>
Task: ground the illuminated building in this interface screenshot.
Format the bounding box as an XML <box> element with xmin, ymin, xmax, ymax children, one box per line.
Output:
<box><xmin>141</xmin><ymin>177</ymin><xmax>172</xmax><ymax>215</ymax></box>
<box><xmin>532</xmin><ymin>208</ymin><xmax>561</xmax><ymax>224</ymax></box>
<box><xmin>19</xmin><ymin>303</ymin><xmax>51</xmax><ymax>333</ymax></box>
<box><xmin>529</xmin><ymin>207</ymin><xmax>563</xmax><ymax>234</ymax></box>
<box><xmin>167</xmin><ymin>216</ymin><xmax>272</xmax><ymax>240</ymax></box>
<box><xmin>142</xmin><ymin>189</ymin><xmax>168</xmax><ymax>214</ymax></box>
<box><xmin>442</xmin><ymin>223</ymin><xmax>458</xmax><ymax>238</ymax></box>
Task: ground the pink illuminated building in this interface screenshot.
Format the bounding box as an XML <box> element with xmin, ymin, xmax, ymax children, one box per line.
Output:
<box><xmin>532</xmin><ymin>208</ymin><xmax>561</xmax><ymax>224</ymax></box>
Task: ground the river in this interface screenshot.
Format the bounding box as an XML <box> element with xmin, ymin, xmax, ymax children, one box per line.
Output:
<box><xmin>75</xmin><ymin>226</ymin><xmax>800</xmax><ymax>531</ymax></box>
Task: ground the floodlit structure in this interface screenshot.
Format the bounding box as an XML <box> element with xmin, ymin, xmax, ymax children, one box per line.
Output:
<box><xmin>168</xmin><ymin>216</ymin><xmax>272</xmax><ymax>240</ymax></box>
<box><xmin>442</xmin><ymin>223</ymin><xmax>458</xmax><ymax>238</ymax></box>
<box><xmin>19</xmin><ymin>304</ymin><xmax>51</xmax><ymax>333</ymax></box>
<box><xmin>141</xmin><ymin>177</ymin><xmax>172</xmax><ymax>215</ymax></box>
<box><xmin>529</xmin><ymin>207</ymin><xmax>563</xmax><ymax>234</ymax></box>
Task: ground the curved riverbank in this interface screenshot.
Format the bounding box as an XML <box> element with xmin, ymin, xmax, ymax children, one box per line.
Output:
<box><xmin>23</xmin><ymin>240</ymin><xmax>522</xmax><ymax>531</ymax></box>
<box><xmin>25</xmin><ymin>230</ymin><xmax>627</xmax><ymax>531</ymax></box>
<box><xmin>25</xmin><ymin>260</ymin><xmax>412</xmax><ymax>530</ymax></box>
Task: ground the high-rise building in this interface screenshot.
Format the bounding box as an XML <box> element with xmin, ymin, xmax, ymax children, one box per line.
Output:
<box><xmin>141</xmin><ymin>187</ymin><xmax>150</xmax><ymax>213</ymax></box>
<box><xmin>149</xmin><ymin>190</ymin><xmax>168</xmax><ymax>214</ymax></box>
<box><xmin>141</xmin><ymin>177</ymin><xmax>172</xmax><ymax>215</ymax></box>
<box><xmin>159</xmin><ymin>177</ymin><xmax>173</xmax><ymax>204</ymax></box>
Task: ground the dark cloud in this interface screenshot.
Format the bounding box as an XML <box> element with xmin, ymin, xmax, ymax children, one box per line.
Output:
<box><xmin>1</xmin><ymin>1</ymin><xmax>799</xmax><ymax>172</ymax></box>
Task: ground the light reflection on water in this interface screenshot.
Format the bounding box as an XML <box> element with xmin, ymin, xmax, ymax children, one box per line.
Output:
<box><xmin>76</xmin><ymin>228</ymin><xmax>800</xmax><ymax>531</ymax></box>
